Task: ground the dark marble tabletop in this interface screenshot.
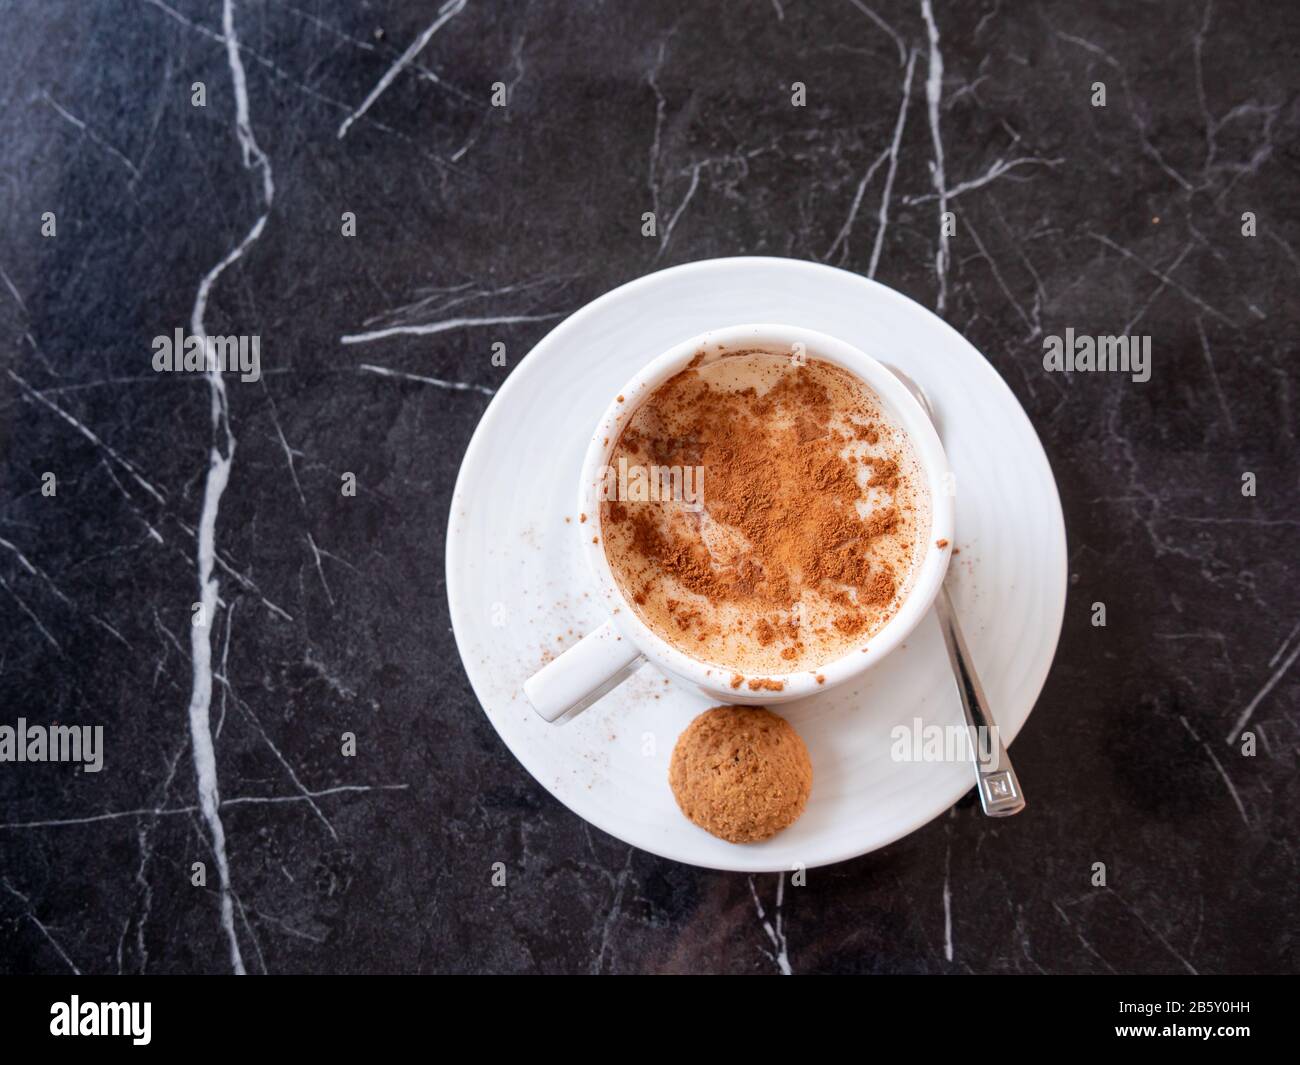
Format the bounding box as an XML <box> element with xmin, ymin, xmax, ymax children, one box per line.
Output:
<box><xmin>0</xmin><ymin>0</ymin><xmax>1296</xmax><ymax>976</ymax></box>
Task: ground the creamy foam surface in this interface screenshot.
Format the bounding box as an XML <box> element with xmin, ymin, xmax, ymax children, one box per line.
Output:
<box><xmin>600</xmin><ymin>349</ymin><xmax>931</xmax><ymax>677</ymax></box>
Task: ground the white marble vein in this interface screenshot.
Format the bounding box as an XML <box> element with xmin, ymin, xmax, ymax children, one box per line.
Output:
<box><xmin>140</xmin><ymin>0</ymin><xmax>410</xmax><ymax>140</ymax></box>
<box><xmin>305</xmin><ymin>533</ymin><xmax>335</xmax><ymax>606</ymax></box>
<box><xmin>919</xmin><ymin>0</ymin><xmax>950</xmax><ymax>312</ymax></box>
<box><xmin>1087</xmin><ymin>232</ymin><xmax>1234</xmax><ymax>325</ymax></box>
<box><xmin>1179</xmin><ymin>715</ymin><xmax>1249</xmax><ymax>826</ymax></box>
<box><xmin>217</xmin><ymin>675</ymin><xmax>341</xmax><ymax>840</ymax></box>
<box><xmin>8</xmin><ymin>370</ymin><xmax>167</xmax><ymax>504</ymax></box>
<box><xmin>182</xmin><ymin>0</ymin><xmax>277</xmax><ymax>976</ymax></box>
<box><xmin>1111</xmin><ymin>890</ymin><xmax>1198</xmax><ymax>975</ymax></box>
<box><xmin>592</xmin><ymin>847</ymin><xmax>634</xmax><ymax>974</ymax></box>
<box><xmin>0</xmin><ymin>785</ymin><xmax>411</xmax><ymax>831</ymax></box>
<box><xmin>1123</xmin><ymin>241</ymin><xmax>1193</xmax><ymax>333</ymax></box>
<box><xmin>341</xmin><ymin>312</ymin><xmax>564</xmax><ymax>346</ymax></box>
<box><xmin>0</xmin><ymin>261</ymin><xmax>27</xmax><ymax>312</ymax></box>
<box><xmin>825</xmin><ymin>145</ymin><xmax>890</xmax><ymax>263</ymax></box>
<box><xmin>357</xmin><ymin>364</ymin><xmax>494</xmax><ymax>396</ymax></box>
<box><xmin>272</xmin><ymin>0</ymin><xmax>474</xmax><ymax>104</ymax></box>
<box><xmin>0</xmin><ymin>572</ymin><xmax>61</xmax><ymax>652</ymax></box>
<box><xmin>647</xmin><ymin>40</ymin><xmax>669</xmax><ymax>223</ymax></box>
<box><xmin>336</xmin><ymin>0</ymin><xmax>468</xmax><ymax>139</ymax></box>
<box><xmin>904</xmin><ymin>154</ymin><xmax>1064</xmax><ymax>205</ymax></box>
<box><xmin>845</xmin><ymin>0</ymin><xmax>907</xmax><ymax>67</ymax></box>
<box><xmin>2</xmin><ymin>877</ymin><xmax>81</xmax><ymax>974</ymax></box>
<box><xmin>747</xmin><ymin>874</ymin><xmax>792</xmax><ymax>975</ymax></box>
<box><xmin>41</xmin><ymin>91</ymin><xmax>142</xmax><ymax>180</ymax></box>
<box><xmin>93</xmin><ymin>616</ymin><xmax>133</xmax><ymax>648</ymax></box>
<box><xmin>1055</xmin><ymin>31</ymin><xmax>1119</xmax><ymax>68</ymax></box>
<box><xmin>869</xmin><ymin>48</ymin><xmax>918</xmax><ymax>278</ymax></box>
<box><xmin>262</xmin><ymin>385</ymin><xmax>306</xmax><ymax>507</ymax></box>
<box><xmin>2</xmin><ymin>527</ymin><xmax>132</xmax><ymax>649</ymax></box>
<box><xmin>1227</xmin><ymin>623</ymin><xmax>1300</xmax><ymax>744</ymax></box>
<box><xmin>1196</xmin><ymin>317</ymin><xmax>1235</xmax><ymax>435</ymax></box>
<box><xmin>0</xmin><ymin>535</ymin><xmax>72</xmax><ymax>605</ymax></box>
<box><xmin>656</xmin><ymin>161</ymin><xmax>703</xmax><ymax>261</ymax></box>
<box><xmin>117</xmin><ymin>747</ymin><xmax>184</xmax><ymax>974</ymax></box>
<box><xmin>233</xmin><ymin>892</ymin><xmax>267</xmax><ymax>974</ymax></box>
<box><xmin>1052</xmin><ymin>900</ymin><xmax>1119</xmax><ymax>974</ymax></box>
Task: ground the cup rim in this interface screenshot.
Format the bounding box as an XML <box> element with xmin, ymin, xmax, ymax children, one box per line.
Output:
<box><xmin>577</xmin><ymin>322</ymin><xmax>955</xmax><ymax>702</ymax></box>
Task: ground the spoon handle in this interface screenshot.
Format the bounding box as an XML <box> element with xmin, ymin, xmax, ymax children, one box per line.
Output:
<box><xmin>933</xmin><ymin>585</ymin><xmax>1027</xmax><ymax>817</ymax></box>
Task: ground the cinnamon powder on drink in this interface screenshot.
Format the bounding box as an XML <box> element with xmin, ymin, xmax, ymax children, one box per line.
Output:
<box><xmin>606</xmin><ymin>356</ymin><xmax>910</xmax><ymax>649</ymax></box>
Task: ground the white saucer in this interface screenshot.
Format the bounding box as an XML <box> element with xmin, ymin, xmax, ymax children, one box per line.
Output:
<box><xmin>446</xmin><ymin>257</ymin><xmax>1066</xmax><ymax>872</ymax></box>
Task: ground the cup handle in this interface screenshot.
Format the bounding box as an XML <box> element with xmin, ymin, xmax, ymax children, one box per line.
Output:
<box><xmin>524</xmin><ymin>620</ymin><xmax>647</xmax><ymax>723</ymax></box>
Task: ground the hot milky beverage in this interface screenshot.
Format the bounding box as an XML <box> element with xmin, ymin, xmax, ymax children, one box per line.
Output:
<box><xmin>599</xmin><ymin>348</ymin><xmax>931</xmax><ymax>678</ymax></box>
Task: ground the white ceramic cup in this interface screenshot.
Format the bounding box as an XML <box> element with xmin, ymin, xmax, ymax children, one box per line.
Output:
<box><xmin>524</xmin><ymin>323</ymin><xmax>955</xmax><ymax>723</ymax></box>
